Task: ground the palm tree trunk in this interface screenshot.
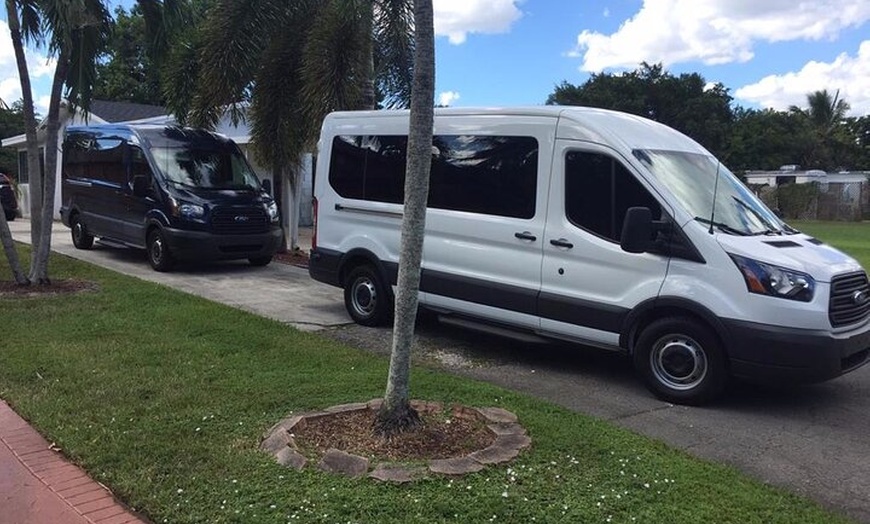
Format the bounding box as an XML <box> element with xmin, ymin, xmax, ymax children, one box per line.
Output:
<box><xmin>361</xmin><ymin>0</ymin><xmax>376</xmax><ymax>109</ymax></box>
<box><xmin>31</xmin><ymin>47</ymin><xmax>69</xmax><ymax>285</ymax></box>
<box><xmin>5</xmin><ymin>0</ymin><xmax>42</xmax><ymax>276</ymax></box>
<box><xmin>375</xmin><ymin>0</ymin><xmax>434</xmax><ymax>436</ymax></box>
<box><xmin>0</xmin><ymin>206</ymin><xmax>29</xmax><ymax>285</ymax></box>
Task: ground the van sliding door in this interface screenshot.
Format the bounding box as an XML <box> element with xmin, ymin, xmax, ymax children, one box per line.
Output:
<box><xmin>539</xmin><ymin>142</ymin><xmax>671</xmax><ymax>348</ymax></box>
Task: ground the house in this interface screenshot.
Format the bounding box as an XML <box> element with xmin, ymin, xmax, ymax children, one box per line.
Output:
<box><xmin>1</xmin><ymin>99</ymin><xmax>313</xmax><ymax>226</ymax></box>
<box><xmin>744</xmin><ymin>166</ymin><xmax>870</xmax><ymax>187</ymax></box>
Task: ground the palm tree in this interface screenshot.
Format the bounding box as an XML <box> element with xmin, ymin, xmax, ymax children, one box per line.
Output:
<box><xmin>789</xmin><ymin>89</ymin><xmax>851</xmax><ymax>169</ymax></box>
<box><xmin>805</xmin><ymin>89</ymin><xmax>850</xmax><ymax>131</ymax></box>
<box><xmin>4</xmin><ymin>0</ymin><xmax>110</xmax><ymax>284</ymax></box>
<box><xmin>5</xmin><ymin>0</ymin><xmax>43</xmax><ymax>264</ymax></box>
<box><xmin>374</xmin><ymin>0</ymin><xmax>435</xmax><ymax>436</ymax></box>
<box><xmin>148</xmin><ymin>0</ymin><xmax>414</xmax><ymax>251</ymax></box>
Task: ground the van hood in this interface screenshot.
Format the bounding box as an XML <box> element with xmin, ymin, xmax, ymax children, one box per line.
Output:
<box><xmin>170</xmin><ymin>186</ymin><xmax>272</xmax><ymax>206</ymax></box>
<box><xmin>715</xmin><ymin>233</ymin><xmax>863</xmax><ymax>283</ymax></box>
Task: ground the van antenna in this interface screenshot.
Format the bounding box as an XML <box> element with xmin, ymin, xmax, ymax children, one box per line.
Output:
<box><xmin>708</xmin><ymin>160</ymin><xmax>721</xmax><ymax>235</ymax></box>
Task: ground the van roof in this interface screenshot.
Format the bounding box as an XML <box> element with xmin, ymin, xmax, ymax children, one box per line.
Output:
<box><xmin>324</xmin><ymin>106</ymin><xmax>708</xmax><ymax>155</ymax></box>
<box><xmin>65</xmin><ymin>124</ymin><xmax>236</xmax><ymax>148</ymax></box>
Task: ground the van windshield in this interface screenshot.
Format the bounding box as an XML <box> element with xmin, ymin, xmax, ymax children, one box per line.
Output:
<box><xmin>633</xmin><ymin>149</ymin><xmax>788</xmax><ymax>236</ymax></box>
<box><xmin>150</xmin><ymin>145</ymin><xmax>260</xmax><ymax>190</ymax></box>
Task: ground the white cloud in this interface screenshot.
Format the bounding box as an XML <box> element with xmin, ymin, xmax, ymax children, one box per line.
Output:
<box><xmin>735</xmin><ymin>40</ymin><xmax>870</xmax><ymax>116</ymax></box>
<box><xmin>571</xmin><ymin>0</ymin><xmax>870</xmax><ymax>72</ymax></box>
<box><xmin>434</xmin><ymin>0</ymin><xmax>523</xmax><ymax>45</ymax></box>
<box><xmin>0</xmin><ymin>20</ymin><xmax>57</xmax><ymax>106</ymax></box>
<box><xmin>438</xmin><ymin>91</ymin><xmax>461</xmax><ymax>106</ymax></box>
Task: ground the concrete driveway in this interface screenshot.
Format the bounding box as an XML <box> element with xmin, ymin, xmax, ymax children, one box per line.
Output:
<box><xmin>9</xmin><ymin>219</ymin><xmax>870</xmax><ymax>523</ymax></box>
<box><xmin>8</xmin><ymin>219</ymin><xmax>349</xmax><ymax>332</ymax></box>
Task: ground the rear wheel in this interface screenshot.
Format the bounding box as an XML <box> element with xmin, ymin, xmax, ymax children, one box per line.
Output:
<box><xmin>343</xmin><ymin>265</ymin><xmax>393</xmax><ymax>326</ymax></box>
<box><xmin>70</xmin><ymin>214</ymin><xmax>94</xmax><ymax>249</ymax></box>
<box><xmin>147</xmin><ymin>229</ymin><xmax>174</xmax><ymax>272</ymax></box>
<box><xmin>249</xmin><ymin>255</ymin><xmax>273</xmax><ymax>267</ymax></box>
<box><xmin>634</xmin><ymin>317</ymin><xmax>727</xmax><ymax>405</ymax></box>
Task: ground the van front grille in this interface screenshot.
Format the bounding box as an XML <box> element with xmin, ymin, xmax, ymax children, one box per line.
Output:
<box><xmin>210</xmin><ymin>206</ymin><xmax>269</xmax><ymax>234</ymax></box>
<box><xmin>829</xmin><ymin>271</ymin><xmax>870</xmax><ymax>327</ymax></box>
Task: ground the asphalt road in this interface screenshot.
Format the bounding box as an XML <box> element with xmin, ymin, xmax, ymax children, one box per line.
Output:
<box><xmin>10</xmin><ymin>219</ymin><xmax>870</xmax><ymax>523</ymax></box>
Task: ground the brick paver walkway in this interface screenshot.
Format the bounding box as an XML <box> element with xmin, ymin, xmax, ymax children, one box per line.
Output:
<box><xmin>0</xmin><ymin>400</ymin><xmax>149</xmax><ymax>524</ymax></box>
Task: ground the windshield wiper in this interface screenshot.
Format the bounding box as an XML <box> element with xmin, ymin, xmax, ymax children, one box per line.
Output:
<box><xmin>731</xmin><ymin>196</ymin><xmax>782</xmax><ymax>235</ymax></box>
<box><xmin>694</xmin><ymin>217</ymin><xmax>749</xmax><ymax>236</ymax></box>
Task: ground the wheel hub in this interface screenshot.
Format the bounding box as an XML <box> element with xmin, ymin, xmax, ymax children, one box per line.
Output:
<box><xmin>352</xmin><ymin>279</ymin><xmax>377</xmax><ymax>316</ymax></box>
<box><xmin>651</xmin><ymin>336</ymin><xmax>707</xmax><ymax>390</ymax></box>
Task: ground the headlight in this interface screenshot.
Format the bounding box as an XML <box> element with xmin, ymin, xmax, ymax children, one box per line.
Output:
<box><xmin>266</xmin><ymin>201</ymin><xmax>279</xmax><ymax>223</ymax></box>
<box><xmin>730</xmin><ymin>254</ymin><xmax>815</xmax><ymax>302</ymax></box>
<box><xmin>169</xmin><ymin>197</ymin><xmax>205</xmax><ymax>219</ymax></box>
<box><xmin>178</xmin><ymin>203</ymin><xmax>205</xmax><ymax>219</ymax></box>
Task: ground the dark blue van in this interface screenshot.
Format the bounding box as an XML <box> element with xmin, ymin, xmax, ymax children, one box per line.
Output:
<box><xmin>60</xmin><ymin>125</ymin><xmax>282</xmax><ymax>271</ymax></box>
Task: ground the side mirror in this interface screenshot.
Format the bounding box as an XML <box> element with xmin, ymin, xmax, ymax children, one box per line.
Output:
<box><xmin>132</xmin><ymin>175</ymin><xmax>150</xmax><ymax>197</ymax></box>
<box><xmin>262</xmin><ymin>179</ymin><xmax>272</xmax><ymax>195</ymax></box>
<box><xmin>621</xmin><ymin>207</ymin><xmax>653</xmax><ymax>254</ymax></box>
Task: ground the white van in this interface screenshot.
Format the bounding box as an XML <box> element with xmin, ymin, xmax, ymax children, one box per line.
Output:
<box><xmin>309</xmin><ymin>107</ymin><xmax>870</xmax><ymax>404</ymax></box>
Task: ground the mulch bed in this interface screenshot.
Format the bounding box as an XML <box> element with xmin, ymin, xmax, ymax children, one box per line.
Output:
<box><xmin>293</xmin><ymin>407</ymin><xmax>496</xmax><ymax>462</ymax></box>
<box><xmin>273</xmin><ymin>249</ymin><xmax>309</xmax><ymax>269</ymax></box>
<box><xmin>0</xmin><ymin>279</ymin><xmax>99</xmax><ymax>297</ymax></box>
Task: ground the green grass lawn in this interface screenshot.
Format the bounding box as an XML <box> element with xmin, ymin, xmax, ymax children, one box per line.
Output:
<box><xmin>791</xmin><ymin>220</ymin><xmax>870</xmax><ymax>269</ymax></box>
<box><xmin>0</xmin><ymin>246</ymin><xmax>855</xmax><ymax>524</ymax></box>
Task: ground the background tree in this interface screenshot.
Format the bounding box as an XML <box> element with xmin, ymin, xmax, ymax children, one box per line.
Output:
<box><xmin>547</xmin><ymin>63</ymin><xmax>734</xmax><ymax>159</ymax></box>
<box><xmin>92</xmin><ymin>5</ymin><xmax>163</xmax><ymax>105</ymax></box>
<box><xmin>788</xmin><ymin>90</ymin><xmax>857</xmax><ymax>170</ymax></box>
<box><xmin>375</xmin><ymin>0</ymin><xmax>434</xmax><ymax>436</ymax></box>
<box><xmin>725</xmin><ymin>108</ymin><xmax>814</xmax><ymax>171</ymax></box>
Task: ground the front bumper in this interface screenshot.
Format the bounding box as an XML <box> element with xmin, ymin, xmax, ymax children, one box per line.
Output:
<box><xmin>163</xmin><ymin>226</ymin><xmax>282</xmax><ymax>262</ymax></box>
<box><xmin>725</xmin><ymin>318</ymin><xmax>870</xmax><ymax>384</ymax></box>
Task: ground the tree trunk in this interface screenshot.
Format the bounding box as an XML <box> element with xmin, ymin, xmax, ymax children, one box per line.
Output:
<box><xmin>287</xmin><ymin>163</ymin><xmax>301</xmax><ymax>251</ymax></box>
<box><xmin>5</xmin><ymin>0</ymin><xmax>41</xmax><ymax>279</ymax></box>
<box><xmin>374</xmin><ymin>0</ymin><xmax>435</xmax><ymax>437</ymax></box>
<box><xmin>31</xmin><ymin>48</ymin><xmax>70</xmax><ymax>285</ymax></box>
<box><xmin>0</xmin><ymin>204</ymin><xmax>29</xmax><ymax>285</ymax></box>
<box><xmin>361</xmin><ymin>0</ymin><xmax>376</xmax><ymax>110</ymax></box>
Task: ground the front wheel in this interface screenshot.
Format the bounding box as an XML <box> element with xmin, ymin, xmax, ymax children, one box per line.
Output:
<box><xmin>343</xmin><ymin>265</ymin><xmax>393</xmax><ymax>326</ymax></box>
<box><xmin>633</xmin><ymin>317</ymin><xmax>727</xmax><ymax>405</ymax></box>
<box><xmin>70</xmin><ymin>214</ymin><xmax>94</xmax><ymax>249</ymax></box>
<box><xmin>147</xmin><ymin>229</ymin><xmax>175</xmax><ymax>272</ymax></box>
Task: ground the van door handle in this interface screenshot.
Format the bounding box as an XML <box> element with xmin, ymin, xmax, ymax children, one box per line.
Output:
<box><xmin>514</xmin><ymin>231</ymin><xmax>537</xmax><ymax>241</ymax></box>
<box><xmin>550</xmin><ymin>238</ymin><xmax>574</xmax><ymax>249</ymax></box>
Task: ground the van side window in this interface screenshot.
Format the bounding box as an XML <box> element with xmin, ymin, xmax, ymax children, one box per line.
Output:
<box><xmin>129</xmin><ymin>145</ymin><xmax>152</xmax><ymax>182</ymax></box>
<box><xmin>565</xmin><ymin>151</ymin><xmax>660</xmax><ymax>242</ymax></box>
<box><xmin>329</xmin><ymin>134</ymin><xmax>538</xmax><ymax>219</ymax></box>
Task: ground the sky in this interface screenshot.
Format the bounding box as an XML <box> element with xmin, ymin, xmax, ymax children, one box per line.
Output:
<box><xmin>1</xmin><ymin>0</ymin><xmax>869</xmax><ymax>116</ymax></box>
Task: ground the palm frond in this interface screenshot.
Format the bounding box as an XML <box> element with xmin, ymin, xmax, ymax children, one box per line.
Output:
<box><xmin>373</xmin><ymin>0</ymin><xmax>414</xmax><ymax>108</ymax></box>
<box><xmin>301</xmin><ymin>0</ymin><xmax>369</xmax><ymax>123</ymax></box>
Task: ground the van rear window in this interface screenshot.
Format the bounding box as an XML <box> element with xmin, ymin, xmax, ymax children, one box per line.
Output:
<box><xmin>329</xmin><ymin>135</ymin><xmax>538</xmax><ymax>219</ymax></box>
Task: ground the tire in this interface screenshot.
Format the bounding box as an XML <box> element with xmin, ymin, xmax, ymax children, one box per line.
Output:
<box><xmin>249</xmin><ymin>255</ymin><xmax>273</xmax><ymax>267</ymax></box>
<box><xmin>633</xmin><ymin>317</ymin><xmax>727</xmax><ymax>405</ymax></box>
<box><xmin>343</xmin><ymin>265</ymin><xmax>393</xmax><ymax>326</ymax></box>
<box><xmin>147</xmin><ymin>228</ymin><xmax>175</xmax><ymax>272</ymax></box>
<box><xmin>70</xmin><ymin>214</ymin><xmax>94</xmax><ymax>249</ymax></box>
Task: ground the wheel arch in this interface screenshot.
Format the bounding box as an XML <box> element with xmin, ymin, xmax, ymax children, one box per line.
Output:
<box><xmin>338</xmin><ymin>248</ymin><xmax>396</xmax><ymax>289</ymax></box>
<box><xmin>620</xmin><ymin>297</ymin><xmax>730</xmax><ymax>357</ymax></box>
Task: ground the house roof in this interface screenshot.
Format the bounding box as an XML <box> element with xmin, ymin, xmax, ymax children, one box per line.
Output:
<box><xmin>89</xmin><ymin>100</ymin><xmax>167</xmax><ymax>123</ymax></box>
